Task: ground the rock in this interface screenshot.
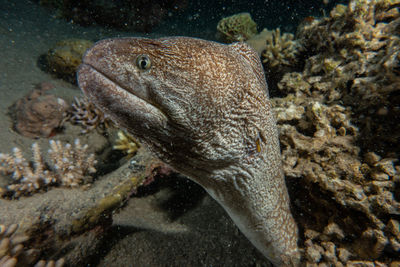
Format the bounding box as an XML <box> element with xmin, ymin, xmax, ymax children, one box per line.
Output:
<box><xmin>10</xmin><ymin>88</ymin><xmax>68</xmax><ymax>138</ymax></box>
<box><xmin>46</xmin><ymin>39</ymin><xmax>93</xmax><ymax>82</ymax></box>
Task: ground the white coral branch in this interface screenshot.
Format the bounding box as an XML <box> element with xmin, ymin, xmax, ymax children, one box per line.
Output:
<box><xmin>0</xmin><ymin>139</ymin><xmax>97</xmax><ymax>197</ymax></box>
<box><xmin>48</xmin><ymin>139</ymin><xmax>97</xmax><ymax>187</ymax></box>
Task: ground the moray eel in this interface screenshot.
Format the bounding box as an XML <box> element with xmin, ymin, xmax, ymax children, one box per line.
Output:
<box><xmin>78</xmin><ymin>37</ymin><xmax>300</xmax><ymax>266</ymax></box>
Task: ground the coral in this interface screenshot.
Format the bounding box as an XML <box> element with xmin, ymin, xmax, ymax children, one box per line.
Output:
<box><xmin>259</xmin><ymin>28</ymin><xmax>303</xmax><ymax>93</ymax></box>
<box><xmin>0</xmin><ymin>224</ymin><xmax>32</xmax><ymax>267</ymax></box>
<box><xmin>48</xmin><ymin>139</ymin><xmax>97</xmax><ymax>187</ymax></box>
<box><xmin>261</xmin><ymin>28</ymin><xmax>301</xmax><ymax>72</ymax></box>
<box><xmin>266</xmin><ymin>0</ymin><xmax>400</xmax><ymax>264</ymax></box>
<box><xmin>64</xmin><ymin>96</ymin><xmax>113</xmax><ymax>133</ymax></box>
<box><xmin>113</xmin><ymin>131</ymin><xmax>140</xmax><ymax>158</ymax></box>
<box><xmin>216</xmin><ymin>12</ymin><xmax>258</xmax><ymax>43</ymax></box>
<box><xmin>0</xmin><ymin>224</ymin><xmax>65</xmax><ymax>267</ymax></box>
<box><xmin>46</xmin><ymin>39</ymin><xmax>93</xmax><ymax>81</ymax></box>
<box><xmin>9</xmin><ymin>87</ymin><xmax>68</xmax><ymax>138</ymax></box>
<box><xmin>273</xmin><ymin>94</ymin><xmax>400</xmax><ymax>264</ymax></box>
<box><xmin>290</xmin><ymin>0</ymin><xmax>400</xmax><ymax>154</ymax></box>
<box><xmin>0</xmin><ymin>139</ymin><xmax>97</xmax><ymax>197</ymax></box>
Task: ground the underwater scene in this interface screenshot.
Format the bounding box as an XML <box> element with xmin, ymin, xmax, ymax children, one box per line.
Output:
<box><xmin>0</xmin><ymin>0</ymin><xmax>399</xmax><ymax>266</ymax></box>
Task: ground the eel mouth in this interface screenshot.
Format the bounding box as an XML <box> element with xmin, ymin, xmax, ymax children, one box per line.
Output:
<box><xmin>77</xmin><ymin>63</ymin><xmax>167</xmax><ymax>131</ymax></box>
<box><xmin>78</xmin><ymin>62</ymin><xmax>161</xmax><ymax>113</ymax></box>
<box><xmin>78</xmin><ymin>62</ymin><xmax>152</xmax><ymax>108</ymax></box>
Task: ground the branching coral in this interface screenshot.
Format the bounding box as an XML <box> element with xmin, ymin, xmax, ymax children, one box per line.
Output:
<box><xmin>64</xmin><ymin>96</ymin><xmax>113</xmax><ymax>133</ymax></box>
<box><xmin>257</xmin><ymin>28</ymin><xmax>302</xmax><ymax>94</ymax></box>
<box><xmin>0</xmin><ymin>139</ymin><xmax>97</xmax><ymax>197</ymax></box>
<box><xmin>48</xmin><ymin>139</ymin><xmax>97</xmax><ymax>187</ymax></box>
<box><xmin>0</xmin><ymin>224</ymin><xmax>65</xmax><ymax>267</ymax></box>
<box><xmin>261</xmin><ymin>28</ymin><xmax>301</xmax><ymax>71</ymax></box>
<box><xmin>216</xmin><ymin>12</ymin><xmax>258</xmax><ymax>43</ymax></box>
<box><xmin>113</xmin><ymin>131</ymin><xmax>140</xmax><ymax>159</ymax></box>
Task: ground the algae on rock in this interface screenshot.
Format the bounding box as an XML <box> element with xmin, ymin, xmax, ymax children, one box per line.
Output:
<box><xmin>217</xmin><ymin>13</ymin><xmax>258</xmax><ymax>43</ymax></box>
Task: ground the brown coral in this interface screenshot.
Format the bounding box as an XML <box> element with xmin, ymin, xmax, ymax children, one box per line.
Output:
<box><xmin>216</xmin><ymin>12</ymin><xmax>258</xmax><ymax>43</ymax></box>
<box><xmin>10</xmin><ymin>88</ymin><xmax>68</xmax><ymax>138</ymax></box>
<box><xmin>273</xmin><ymin>95</ymin><xmax>400</xmax><ymax>264</ymax></box>
<box><xmin>261</xmin><ymin>28</ymin><xmax>300</xmax><ymax>71</ymax></box>
<box><xmin>0</xmin><ymin>224</ymin><xmax>65</xmax><ymax>267</ymax></box>
<box><xmin>291</xmin><ymin>0</ymin><xmax>400</xmax><ymax>155</ymax></box>
<box><xmin>113</xmin><ymin>131</ymin><xmax>140</xmax><ymax>159</ymax></box>
<box><xmin>46</xmin><ymin>39</ymin><xmax>93</xmax><ymax>81</ymax></box>
<box><xmin>257</xmin><ymin>28</ymin><xmax>302</xmax><ymax>94</ymax></box>
<box><xmin>0</xmin><ymin>139</ymin><xmax>97</xmax><ymax>197</ymax></box>
<box><xmin>64</xmin><ymin>96</ymin><xmax>113</xmax><ymax>133</ymax></box>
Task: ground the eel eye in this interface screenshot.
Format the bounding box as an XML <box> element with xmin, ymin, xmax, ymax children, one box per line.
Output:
<box><xmin>136</xmin><ymin>54</ymin><xmax>151</xmax><ymax>70</ymax></box>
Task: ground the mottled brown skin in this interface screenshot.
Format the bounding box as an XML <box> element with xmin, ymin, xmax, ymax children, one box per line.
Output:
<box><xmin>78</xmin><ymin>37</ymin><xmax>300</xmax><ymax>266</ymax></box>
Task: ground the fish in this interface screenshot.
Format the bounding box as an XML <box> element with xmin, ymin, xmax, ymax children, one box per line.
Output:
<box><xmin>78</xmin><ymin>36</ymin><xmax>300</xmax><ymax>266</ymax></box>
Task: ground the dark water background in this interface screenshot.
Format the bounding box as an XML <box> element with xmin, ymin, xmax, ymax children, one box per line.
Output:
<box><xmin>25</xmin><ymin>0</ymin><xmax>349</xmax><ymax>39</ymax></box>
<box><xmin>162</xmin><ymin>0</ymin><xmax>348</xmax><ymax>35</ymax></box>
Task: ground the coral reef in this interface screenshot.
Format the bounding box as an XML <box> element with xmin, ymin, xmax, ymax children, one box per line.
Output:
<box><xmin>0</xmin><ymin>224</ymin><xmax>65</xmax><ymax>267</ymax></box>
<box><xmin>273</xmin><ymin>95</ymin><xmax>400</xmax><ymax>264</ymax></box>
<box><xmin>292</xmin><ymin>0</ymin><xmax>400</xmax><ymax>155</ymax></box>
<box><xmin>9</xmin><ymin>86</ymin><xmax>68</xmax><ymax>138</ymax></box>
<box><xmin>216</xmin><ymin>12</ymin><xmax>258</xmax><ymax>43</ymax></box>
<box><xmin>0</xmin><ymin>139</ymin><xmax>97</xmax><ymax>197</ymax></box>
<box><xmin>64</xmin><ymin>96</ymin><xmax>113</xmax><ymax>133</ymax></box>
<box><xmin>46</xmin><ymin>39</ymin><xmax>93</xmax><ymax>81</ymax></box>
<box><xmin>264</xmin><ymin>0</ymin><xmax>400</xmax><ymax>264</ymax></box>
<box><xmin>113</xmin><ymin>131</ymin><xmax>140</xmax><ymax>159</ymax></box>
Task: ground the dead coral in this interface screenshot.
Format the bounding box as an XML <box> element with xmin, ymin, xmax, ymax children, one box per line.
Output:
<box><xmin>273</xmin><ymin>94</ymin><xmax>400</xmax><ymax>264</ymax></box>
<box><xmin>10</xmin><ymin>87</ymin><xmax>68</xmax><ymax>138</ymax></box>
<box><xmin>64</xmin><ymin>96</ymin><xmax>113</xmax><ymax>133</ymax></box>
<box><xmin>0</xmin><ymin>224</ymin><xmax>65</xmax><ymax>267</ymax></box>
<box><xmin>216</xmin><ymin>12</ymin><xmax>258</xmax><ymax>43</ymax></box>
<box><xmin>273</xmin><ymin>0</ymin><xmax>400</xmax><ymax>266</ymax></box>
<box><xmin>289</xmin><ymin>0</ymin><xmax>400</xmax><ymax>154</ymax></box>
<box><xmin>269</xmin><ymin>3</ymin><xmax>400</xmax><ymax>262</ymax></box>
<box><xmin>0</xmin><ymin>139</ymin><xmax>97</xmax><ymax>197</ymax></box>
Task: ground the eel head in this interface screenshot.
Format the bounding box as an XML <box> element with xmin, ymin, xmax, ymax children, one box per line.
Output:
<box><xmin>78</xmin><ymin>37</ymin><xmax>270</xmax><ymax>180</ymax></box>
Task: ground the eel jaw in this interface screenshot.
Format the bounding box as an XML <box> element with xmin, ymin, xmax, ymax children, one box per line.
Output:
<box><xmin>77</xmin><ymin>63</ymin><xmax>168</xmax><ymax>140</ymax></box>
